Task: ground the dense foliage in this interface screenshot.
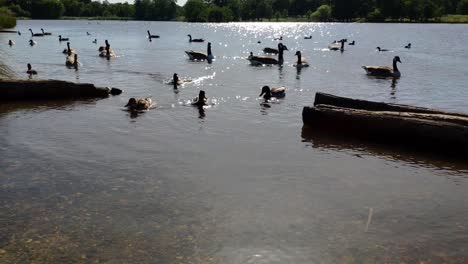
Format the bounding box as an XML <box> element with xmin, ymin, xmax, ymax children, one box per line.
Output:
<box><xmin>0</xmin><ymin>0</ymin><xmax>467</xmax><ymax>21</ymax></box>
<box><xmin>0</xmin><ymin>6</ymin><xmax>16</xmax><ymax>28</ymax></box>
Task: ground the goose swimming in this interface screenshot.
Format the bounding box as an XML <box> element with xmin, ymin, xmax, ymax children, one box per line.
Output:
<box><xmin>376</xmin><ymin>47</ymin><xmax>389</xmax><ymax>52</ymax></box>
<box><xmin>8</xmin><ymin>40</ymin><xmax>14</xmax><ymax>46</ymax></box>
<box><xmin>192</xmin><ymin>90</ymin><xmax>207</xmax><ymax>107</ymax></box>
<box><xmin>304</xmin><ymin>35</ymin><xmax>312</xmax><ymax>39</ymax></box>
<box><xmin>26</xmin><ymin>63</ymin><xmax>37</xmax><ymax>75</ymax></box>
<box><xmin>59</xmin><ymin>35</ymin><xmax>69</xmax><ymax>41</ymax></box>
<box><xmin>259</xmin><ymin>86</ymin><xmax>285</xmax><ymax>100</ymax></box>
<box><xmin>405</xmin><ymin>43</ymin><xmax>411</xmax><ymax>49</ymax></box>
<box><xmin>125</xmin><ymin>98</ymin><xmax>153</xmax><ymax>111</ymax></box>
<box><xmin>294</xmin><ymin>51</ymin><xmax>309</xmax><ymax>68</ymax></box>
<box><xmin>263</xmin><ymin>47</ymin><xmax>279</xmax><ymax>54</ymax></box>
<box><xmin>185</xmin><ymin>42</ymin><xmax>213</xmax><ymax>62</ymax></box>
<box><xmin>62</xmin><ymin>42</ymin><xmax>77</xmax><ymax>55</ymax></box>
<box><xmin>362</xmin><ymin>56</ymin><xmax>402</xmax><ymax>78</ymax></box>
<box><xmin>29</xmin><ymin>39</ymin><xmax>36</xmax><ymax>46</ymax></box>
<box><xmin>41</xmin><ymin>28</ymin><xmax>52</xmax><ymax>35</ymax></box>
<box><xmin>249</xmin><ymin>43</ymin><xmax>287</xmax><ymax>65</ymax></box>
<box><xmin>329</xmin><ymin>39</ymin><xmax>345</xmax><ymax>51</ymax></box>
<box><xmin>66</xmin><ymin>54</ymin><xmax>78</xmax><ymax>68</ymax></box>
<box><xmin>147</xmin><ymin>30</ymin><xmax>160</xmax><ymax>40</ymax></box>
<box><xmin>92</xmin><ymin>39</ymin><xmax>97</xmax><ymax>44</ymax></box>
<box><xmin>188</xmin><ymin>34</ymin><xmax>204</xmax><ymax>42</ymax></box>
<box><xmin>29</xmin><ymin>29</ymin><xmax>44</xmax><ymax>37</ymax></box>
<box><xmin>349</xmin><ymin>40</ymin><xmax>355</xmax><ymax>45</ymax></box>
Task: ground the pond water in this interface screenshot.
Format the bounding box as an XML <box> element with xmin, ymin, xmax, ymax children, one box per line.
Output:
<box><xmin>0</xmin><ymin>20</ymin><xmax>467</xmax><ymax>263</ymax></box>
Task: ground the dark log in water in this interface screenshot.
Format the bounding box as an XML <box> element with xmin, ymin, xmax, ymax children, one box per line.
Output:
<box><xmin>0</xmin><ymin>79</ymin><xmax>122</xmax><ymax>101</ymax></box>
<box><xmin>303</xmin><ymin>93</ymin><xmax>468</xmax><ymax>157</ymax></box>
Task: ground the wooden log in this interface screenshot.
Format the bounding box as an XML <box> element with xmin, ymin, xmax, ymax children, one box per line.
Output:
<box><xmin>302</xmin><ymin>105</ymin><xmax>468</xmax><ymax>157</ymax></box>
<box><xmin>0</xmin><ymin>79</ymin><xmax>122</xmax><ymax>101</ymax></box>
<box><xmin>314</xmin><ymin>92</ymin><xmax>468</xmax><ymax>118</ymax></box>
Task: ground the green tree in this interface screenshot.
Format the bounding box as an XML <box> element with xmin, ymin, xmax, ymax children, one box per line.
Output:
<box><xmin>184</xmin><ymin>0</ymin><xmax>208</xmax><ymax>21</ymax></box>
<box><xmin>311</xmin><ymin>4</ymin><xmax>331</xmax><ymax>21</ymax></box>
<box><xmin>457</xmin><ymin>0</ymin><xmax>468</xmax><ymax>14</ymax></box>
<box><xmin>31</xmin><ymin>0</ymin><xmax>64</xmax><ymax>19</ymax></box>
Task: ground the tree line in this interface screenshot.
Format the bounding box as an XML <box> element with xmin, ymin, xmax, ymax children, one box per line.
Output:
<box><xmin>0</xmin><ymin>0</ymin><xmax>467</xmax><ymax>22</ymax></box>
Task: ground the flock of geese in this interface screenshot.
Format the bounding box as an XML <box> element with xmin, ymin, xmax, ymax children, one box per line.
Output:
<box><xmin>7</xmin><ymin>28</ymin><xmax>410</xmax><ymax>112</ymax></box>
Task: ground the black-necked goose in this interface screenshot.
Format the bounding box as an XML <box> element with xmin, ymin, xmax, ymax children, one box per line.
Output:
<box><xmin>188</xmin><ymin>34</ymin><xmax>204</xmax><ymax>42</ymax></box>
<box><xmin>41</xmin><ymin>28</ymin><xmax>52</xmax><ymax>35</ymax></box>
<box><xmin>26</xmin><ymin>63</ymin><xmax>37</xmax><ymax>75</ymax></box>
<box><xmin>125</xmin><ymin>98</ymin><xmax>153</xmax><ymax>111</ymax></box>
<box><xmin>259</xmin><ymin>86</ymin><xmax>285</xmax><ymax>100</ymax></box>
<box><xmin>405</xmin><ymin>43</ymin><xmax>411</xmax><ymax>49</ymax></box>
<box><xmin>249</xmin><ymin>43</ymin><xmax>287</xmax><ymax>65</ymax></box>
<box><xmin>376</xmin><ymin>47</ymin><xmax>389</xmax><ymax>52</ymax></box>
<box><xmin>185</xmin><ymin>42</ymin><xmax>213</xmax><ymax>62</ymax></box>
<box><xmin>92</xmin><ymin>39</ymin><xmax>97</xmax><ymax>44</ymax></box>
<box><xmin>329</xmin><ymin>39</ymin><xmax>345</xmax><ymax>51</ymax></box>
<box><xmin>192</xmin><ymin>90</ymin><xmax>207</xmax><ymax>107</ymax></box>
<box><xmin>66</xmin><ymin>54</ymin><xmax>78</xmax><ymax>68</ymax></box>
<box><xmin>29</xmin><ymin>39</ymin><xmax>37</xmax><ymax>46</ymax></box>
<box><xmin>294</xmin><ymin>51</ymin><xmax>309</xmax><ymax>68</ymax></box>
<box><xmin>62</xmin><ymin>42</ymin><xmax>77</xmax><ymax>55</ymax></box>
<box><xmin>362</xmin><ymin>56</ymin><xmax>402</xmax><ymax>78</ymax></box>
<box><xmin>29</xmin><ymin>29</ymin><xmax>44</xmax><ymax>37</ymax></box>
<box><xmin>147</xmin><ymin>30</ymin><xmax>160</xmax><ymax>40</ymax></box>
<box><xmin>349</xmin><ymin>40</ymin><xmax>355</xmax><ymax>45</ymax></box>
<box><xmin>59</xmin><ymin>35</ymin><xmax>69</xmax><ymax>41</ymax></box>
<box><xmin>8</xmin><ymin>40</ymin><xmax>14</xmax><ymax>46</ymax></box>
<box><xmin>304</xmin><ymin>35</ymin><xmax>312</xmax><ymax>39</ymax></box>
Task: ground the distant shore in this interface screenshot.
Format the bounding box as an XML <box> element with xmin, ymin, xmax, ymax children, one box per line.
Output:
<box><xmin>13</xmin><ymin>14</ymin><xmax>468</xmax><ymax>24</ymax></box>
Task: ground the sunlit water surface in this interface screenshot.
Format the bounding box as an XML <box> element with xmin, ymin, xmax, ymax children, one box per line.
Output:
<box><xmin>1</xmin><ymin>20</ymin><xmax>468</xmax><ymax>263</ymax></box>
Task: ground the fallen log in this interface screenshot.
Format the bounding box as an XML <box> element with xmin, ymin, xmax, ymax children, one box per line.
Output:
<box><xmin>303</xmin><ymin>93</ymin><xmax>468</xmax><ymax>157</ymax></box>
<box><xmin>0</xmin><ymin>79</ymin><xmax>122</xmax><ymax>101</ymax></box>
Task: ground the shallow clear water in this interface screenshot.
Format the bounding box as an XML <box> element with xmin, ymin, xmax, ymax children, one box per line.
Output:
<box><xmin>0</xmin><ymin>20</ymin><xmax>467</xmax><ymax>263</ymax></box>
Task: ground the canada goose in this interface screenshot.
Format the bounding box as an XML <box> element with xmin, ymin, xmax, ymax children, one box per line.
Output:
<box><xmin>349</xmin><ymin>40</ymin><xmax>355</xmax><ymax>45</ymax></box>
<box><xmin>147</xmin><ymin>30</ymin><xmax>160</xmax><ymax>39</ymax></box>
<box><xmin>29</xmin><ymin>29</ymin><xmax>44</xmax><ymax>37</ymax></box>
<box><xmin>376</xmin><ymin>47</ymin><xmax>389</xmax><ymax>52</ymax></box>
<box><xmin>188</xmin><ymin>34</ymin><xmax>204</xmax><ymax>42</ymax></box>
<box><xmin>99</xmin><ymin>45</ymin><xmax>116</xmax><ymax>58</ymax></box>
<box><xmin>259</xmin><ymin>86</ymin><xmax>285</xmax><ymax>100</ymax></box>
<box><xmin>8</xmin><ymin>40</ymin><xmax>14</xmax><ymax>46</ymax></box>
<box><xmin>41</xmin><ymin>28</ymin><xmax>52</xmax><ymax>35</ymax></box>
<box><xmin>59</xmin><ymin>35</ymin><xmax>69</xmax><ymax>41</ymax></box>
<box><xmin>274</xmin><ymin>36</ymin><xmax>283</xmax><ymax>40</ymax></box>
<box><xmin>294</xmin><ymin>51</ymin><xmax>309</xmax><ymax>68</ymax></box>
<box><xmin>362</xmin><ymin>56</ymin><xmax>402</xmax><ymax>78</ymax></box>
<box><xmin>185</xmin><ymin>42</ymin><xmax>213</xmax><ymax>62</ymax></box>
<box><xmin>62</xmin><ymin>42</ymin><xmax>77</xmax><ymax>55</ymax></box>
<box><xmin>304</xmin><ymin>35</ymin><xmax>312</xmax><ymax>39</ymax></box>
<box><xmin>125</xmin><ymin>98</ymin><xmax>153</xmax><ymax>111</ymax></box>
<box><xmin>26</xmin><ymin>63</ymin><xmax>37</xmax><ymax>75</ymax></box>
<box><xmin>87</xmin><ymin>32</ymin><xmax>91</xmax><ymax>36</ymax></box>
<box><xmin>92</xmin><ymin>39</ymin><xmax>97</xmax><ymax>44</ymax></box>
<box><xmin>66</xmin><ymin>53</ymin><xmax>78</xmax><ymax>68</ymax></box>
<box><xmin>192</xmin><ymin>90</ymin><xmax>207</xmax><ymax>107</ymax></box>
<box><xmin>405</xmin><ymin>43</ymin><xmax>411</xmax><ymax>49</ymax></box>
<box><xmin>98</xmin><ymin>40</ymin><xmax>110</xmax><ymax>52</ymax></box>
<box><xmin>249</xmin><ymin>43</ymin><xmax>287</xmax><ymax>65</ymax></box>
<box><xmin>172</xmin><ymin>73</ymin><xmax>179</xmax><ymax>89</ymax></box>
<box><xmin>29</xmin><ymin>39</ymin><xmax>36</xmax><ymax>46</ymax></box>
<box><xmin>263</xmin><ymin>47</ymin><xmax>279</xmax><ymax>54</ymax></box>
<box><xmin>329</xmin><ymin>39</ymin><xmax>345</xmax><ymax>51</ymax></box>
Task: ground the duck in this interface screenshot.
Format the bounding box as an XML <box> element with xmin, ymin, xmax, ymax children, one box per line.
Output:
<box><xmin>29</xmin><ymin>39</ymin><xmax>37</xmax><ymax>46</ymax></box>
<box><xmin>304</xmin><ymin>35</ymin><xmax>312</xmax><ymax>39</ymax></box>
<box><xmin>249</xmin><ymin>43</ymin><xmax>287</xmax><ymax>65</ymax></box>
<box><xmin>125</xmin><ymin>98</ymin><xmax>153</xmax><ymax>111</ymax></box>
<box><xmin>188</xmin><ymin>34</ymin><xmax>204</xmax><ymax>42</ymax></box>
<box><xmin>66</xmin><ymin>53</ymin><xmax>78</xmax><ymax>68</ymax></box>
<box><xmin>362</xmin><ymin>56</ymin><xmax>402</xmax><ymax>78</ymax></box>
<box><xmin>26</xmin><ymin>63</ymin><xmax>37</xmax><ymax>75</ymax></box>
<box><xmin>87</xmin><ymin>32</ymin><xmax>91</xmax><ymax>36</ymax></box>
<box><xmin>8</xmin><ymin>40</ymin><xmax>14</xmax><ymax>46</ymax></box>
<box><xmin>92</xmin><ymin>39</ymin><xmax>97</xmax><ymax>44</ymax></box>
<box><xmin>376</xmin><ymin>47</ymin><xmax>389</xmax><ymax>52</ymax></box>
<box><xmin>349</xmin><ymin>40</ymin><xmax>355</xmax><ymax>45</ymax></box>
<box><xmin>259</xmin><ymin>86</ymin><xmax>286</xmax><ymax>100</ymax></box>
<box><xmin>59</xmin><ymin>35</ymin><xmax>69</xmax><ymax>41</ymax></box>
<box><xmin>185</xmin><ymin>42</ymin><xmax>213</xmax><ymax>62</ymax></box>
<box><xmin>294</xmin><ymin>51</ymin><xmax>309</xmax><ymax>68</ymax></box>
<box><xmin>192</xmin><ymin>90</ymin><xmax>207</xmax><ymax>107</ymax></box>
<box><xmin>147</xmin><ymin>30</ymin><xmax>160</xmax><ymax>40</ymax></box>
<box><xmin>263</xmin><ymin>47</ymin><xmax>279</xmax><ymax>54</ymax></box>
<box><xmin>405</xmin><ymin>43</ymin><xmax>411</xmax><ymax>49</ymax></box>
<box><xmin>29</xmin><ymin>29</ymin><xmax>44</xmax><ymax>37</ymax></box>
<box><xmin>329</xmin><ymin>39</ymin><xmax>345</xmax><ymax>51</ymax></box>
<box><xmin>62</xmin><ymin>42</ymin><xmax>77</xmax><ymax>55</ymax></box>
<box><xmin>41</xmin><ymin>28</ymin><xmax>52</xmax><ymax>35</ymax></box>
<box><xmin>274</xmin><ymin>36</ymin><xmax>283</xmax><ymax>40</ymax></box>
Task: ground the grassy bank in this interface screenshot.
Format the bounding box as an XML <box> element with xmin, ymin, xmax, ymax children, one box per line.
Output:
<box><xmin>0</xmin><ymin>8</ymin><xmax>16</xmax><ymax>29</ymax></box>
<box><xmin>440</xmin><ymin>15</ymin><xmax>468</xmax><ymax>23</ymax></box>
